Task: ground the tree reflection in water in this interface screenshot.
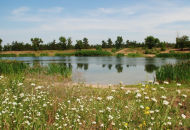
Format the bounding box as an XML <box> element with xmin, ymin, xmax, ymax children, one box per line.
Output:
<box><xmin>144</xmin><ymin>64</ymin><xmax>159</xmax><ymax>73</ymax></box>
<box><xmin>115</xmin><ymin>64</ymin><xmax>123</xmax><ymax>73</ymax></box>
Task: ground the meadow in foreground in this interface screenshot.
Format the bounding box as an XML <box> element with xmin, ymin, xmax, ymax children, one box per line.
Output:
<box><xmin>0</xmin><ymin>74</ymin><xmax>189</xmax><ymax>130</ymax></box>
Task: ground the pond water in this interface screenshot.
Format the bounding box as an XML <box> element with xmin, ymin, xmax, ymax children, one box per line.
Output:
<box><xmin>1</xmin><ymin>56</ymin><xmax>188</xmax><ymax>85</ymax></box>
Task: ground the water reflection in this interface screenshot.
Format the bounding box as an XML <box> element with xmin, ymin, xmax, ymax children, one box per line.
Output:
<box><xmin>108</xmin><ymin>64</ymin><xmax>112</xmax><ymax>70</ymax></box>
<box><xmin>144</xmin><ymin>64</ymin><xmax>159</xmax><ymax>73</ymax></box>
<box><xmin>77</xmin><ymin>63</ymin><xmax>88</xmax><ymax>71</ymax></box>
<box><xmin>115</xmin><ymin>64</ymin><xmax>123</xmax><ymax>73</ymax></box>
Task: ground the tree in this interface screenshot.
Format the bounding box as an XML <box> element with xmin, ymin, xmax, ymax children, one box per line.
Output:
<box><xmin>177</xmin><ymin>35</ymin><xmax>189</xmax><ymax>51</ymax></box>
<box><xmin>67</xmin><ymin>37</ymin><xmax>72</xmax><ymax>49</ymax></box>
<box><xmin>102</xmin><ymin>40</ymin><xmax>107</xmax><ymax>48</ymax></box>
<box><xmin>0</xmin><ymin>38</ymin><xmax>2</xmax><ymax>52</ymax></box>
<box><xmin>107</xmin><ymin>38</ymin><xmax>113</xmax><ymax>48</ymax></box>
<box><xmin>59</xmin><ymin>36</ymin><xmax>67</xmax><ymax>50</ymax></box>
<box><xmin>115</xmin><ymin>36</ymin><xmax>123</xmax><ymax>49</ymax></box>
<box><xmin>145</xmin><ymin>36</ymin><xmax>160</xmax><ymax>49</ymax></box>
<box><xmin>83</xmin><ymin>37</ymin><xmax>90</xmax><ymax>49</ymax></box>
<box><xmin>75</xmin><ymin>40</ymin><xmax>84</xmax><ymax>50</ymax></box>
<box><xmin>31</xmin><ymin>38</ymin><xmax>43</xmax><ymax>51</ymax></box>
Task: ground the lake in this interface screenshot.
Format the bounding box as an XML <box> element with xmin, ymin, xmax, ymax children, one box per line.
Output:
<box><xmin>1</xmin><ymin>56</ymin><xmax>188</xmax><ymax>85</ymax></box>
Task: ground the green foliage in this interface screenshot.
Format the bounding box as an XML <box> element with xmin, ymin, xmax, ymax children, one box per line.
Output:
<box><xmin>54</xmin><ymin>53</ymin><xmax>74</xmax><ymax>56</ymax></box>
<box><xmin>74</xmin><ymin>50</ymin><xmax>112</xmax><ymax>56</ymax></box>
<box><xmin>31</xmin><ymin>38</ymin><xmax>43</xmax><ymax>51</ymax></box>
<box><xmin>67</xmin><ymin>37</ymin><xmax>72</xmax><ymax>49</ymax></box>
<box><xmin>156</xmin><ymin>60</ymin><xmax>190</xmax><ymax>83</ymax></box>
<box><xmin>169</xmin><ymin>50</ymin><xmax>175</xmax><ymax>53</ymax></box>
<box><xmin>145</xmin><ymin>49</ymin><xmax>158</xmax><ymax>54</ymax></box>
<box><xmin>75</xmin><ymin>40</ymin><xmax>84</xmax><ymax>50</ymax></box>
<box><xmin>176</xmin><ymin>35</ymin><xmax>189</xmax><ymax>50</ymax></box>
<box><xmin>116</xmin><ymin>53</ymin><xmax>124</xmax><ymax>57</ymax></box>
<box><xmin>40</xmin><ymin>53</ymin><xmax>49</xmax><ymax>56</ymax></box>
<box><xmin>102</xmin><ymin>40</ymin><xmax>107</xmax><ymax>48</ymax></box>
<box><xmin>107</xmin><ymin>38</ymin><xmax>113</xmax><ymax>48</ymax></box>
<box><xmin>0</xmin><ymin>38</ymin><xmax>2</xmax><ymax>52</ymax></box>
<box><xmin>59</xmin><ymin>36</ymin><xmax>67</xmax><ymax>50</ymax></box>
<box><xmin>111</xmin><ymin>48</ymin><xmax>119</xmax><ymax>53</ymax></box>
<box><xmin>156</xmin><ymin>52</ymin><xmax>190</xmax><ymax>58</ymax></box>
<box><xmin>115</xmin><ymin>36</ymin><xmax>123</xmax><ymax>49</ymax></box>
<box><xmin>0</xmin><ymin>54</ymin><xmax>17</xmax><ymax>57</ymax></box>
<box><xmin>83</xmin><ymin>37</ymin><xmax>90</xmax><ymax>49</ymax></box>
<box><xmin>96</xmin><ymin>45</ymin><xmax>102</xmax><ymax>51</ymax></box>
<box><xmin>160</xmin><ymin>42</ymin><xmax>166</xmax><ymax>51</ymax></box>
<box><xmin>145</xmin><ymin>36</ymin><xmax>160</xmax><ymax>49</ymax></box>
<box><xmin>19</xmin><ymin>54</ymin><xmax>35</xmax><ymax>57</ymax></box>
<box><xmin>127</xmin><ymin>52</ymin><xmax>143</xmax><ymax>57</ymax></box>
<box><xmin>0</xmin><ymin>60</ymin><xmax>28</xmax><ymax>75</ymax></box>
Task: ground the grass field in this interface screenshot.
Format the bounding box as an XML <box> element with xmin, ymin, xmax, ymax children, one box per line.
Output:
<box><xmin>0</xmin><ymin>59</ymin><xmax>189</xmax><ymax>129</ymax></box>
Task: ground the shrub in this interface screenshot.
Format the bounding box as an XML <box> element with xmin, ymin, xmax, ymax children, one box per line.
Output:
<box><xmin>54</xmin><ymin>53</ymin><xmax>74</xmax><ymax>56</ymax></box>
<box><xmin>0</xmin><ymin>54</ymin><xmax>17</xmax><ymax>57</ymax></box>
<box><xmin>19</xmin><ymin>54</ymin><xmax>35</xmax><ymax>57</ymax></box>
<box><xmin>169</xmin><ymin>50</ymin><xmax>175</xmax><ymax>53</ymax></box>
<box><xmin>116</xmin><ymin>53</ymin><xmax>124</xmax><ymax>57</ymax></box>
<box><xmin>40</xmin><ymin>53</ymin><xmax>49</xmax><ymax>56</ymax></box>
<box><xmin>96</xmin><ymin>46</ymin><xmax>102</xmax><ymax>51</ymax></box>
<box><xmin>74</xmin><ymin>50</ymin><xmax>112</xmax><ymax>56</ymax></box>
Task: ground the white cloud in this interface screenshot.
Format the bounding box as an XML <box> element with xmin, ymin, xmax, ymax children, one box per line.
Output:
<box><xmin>38</xmin><ymin>7</ymin><xmax>63</xmax><ymax>13</ymax></box>
<box><xmin>12</xmin><ymin>7</ymin><xmax>30</xmax><ymax>16</ymax></box>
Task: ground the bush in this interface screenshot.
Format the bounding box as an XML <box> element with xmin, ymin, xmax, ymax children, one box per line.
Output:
<box><xmin>54</xmin><ymin>53</ymin><xmax>74</xmax><ymax>56</ymax></box>
<box><xmin>145</xmin><ymin>49</ymin><xmax>150</xmax><ymax>54</ymax></box>
<box><xmin>127</xmin><ymin>52</ymin><xmax>142</xmax><ymax>57</ymax></box>
<box><xmin>0</xmin><ymin>54</ymin><xmax>17</xmax><ymax>57</ymax></box>
<box><xmin>169</xmin><ymin>50</ymin><xmax>175</xmax><ymax>53</ymax></box>
<box><xmin>116</xmin><ymin>53</ymin><xmax>124</xmax><ymax>57</ymax></box>
<box><xmin>40</xmin><ymin>53</ymin><xmax>49</xmax><ymax>56</ymax></box>
<box><xmin>96</xmin><ymin>46</ymin><xmax>102</xmax><ymax>51</ymax></box>
<box><xmin>111</xmin><ymin>48</ymin><xmax>119</xmax><ymax>53</ymax></box>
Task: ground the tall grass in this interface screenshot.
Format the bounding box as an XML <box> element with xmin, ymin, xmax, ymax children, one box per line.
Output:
<box><xmin>0</xmin><ymin>54</ymin><xmax>17</xmax><ymax>57</ymax></box>
<box><xmin>74</xmin><ymin>50</ymin><xmax>112</xmax><ymax>56</ymax></box>
<box><xmin>156</xmin><ymin>52</ymin><xmax>190</xmax><ymax>58</ymax></box>
<box><xmin>54</xmin><ymin>53</ymin><xmax>74</xmax><ymax>56</ymax></box>
<box><xmin>127</xmin><ymin>53</ymin><xmax>143</xmax><ymax>57</ymax></box>
<box><xmin>0</xmin><ymin>60</ymin><xmax>72</xmax><ymax>78</ymax></box>
<box><xmin>19</xmin><ymin>54</ymin><xmax>36</xmax><ymax>57</ymax></box>
<box><xmin>40</xmin><ymin>53</ymin><xmax>49</xmax><ymax>56</ymax></box>
<box><xmin>156</xmin><ymin>60</ymin><xmax>190</xmax><ymax>83</ymax></box>
<box><xmin>0</xmin><ymin>59</ymin><xmax>28</xmax><ymax>75</ymax></box>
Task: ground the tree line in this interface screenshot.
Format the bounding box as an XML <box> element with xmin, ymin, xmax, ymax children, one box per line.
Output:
<box><xmin>0</xmin><ymin>35</ymin><xmax>189</xmax><ymax>52</ymax></box>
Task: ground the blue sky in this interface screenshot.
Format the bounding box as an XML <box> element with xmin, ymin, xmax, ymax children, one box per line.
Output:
<box><xmin>0</xmin><ymin>0</ymin><xmax>190</xmax><ymax>45</ymax></box>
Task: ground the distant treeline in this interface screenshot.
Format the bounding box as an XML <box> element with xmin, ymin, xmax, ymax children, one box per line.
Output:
<box><xmin>1</xmin><ymin>35</ymin><xmax>189</xmax><ymax>51</ymax></box>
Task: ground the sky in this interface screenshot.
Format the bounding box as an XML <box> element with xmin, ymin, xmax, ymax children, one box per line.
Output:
<box><xmin>0</xmin><ymin>0</ymin><xmax>190</xmax><ymax>46</ymax></box>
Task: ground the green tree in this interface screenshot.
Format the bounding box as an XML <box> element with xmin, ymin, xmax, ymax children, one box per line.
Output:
<box><xmin>160</xmin><ymin>41</ymin><xmax>166</xmax><ymax>51</ymax></box>
<box><xmin>115</xmin><ymin>36</ymin><xmax>123</xmax><ymax>49</ymax></box>
<box><xmin>67</xmin><ymin>37</ymin><xmax>72</xmax><ymax>49</ymax></box>
<box><xmin>107</xmin><ymin>38</ymin><xmax>113</xmax><ymax>48</ymax></box>
<box><xmin>59</xmin><ymin>36</ymin><xmax>67</xmax><ymax>50</ymax></box>
<box><xmin>75</xmin><ymin>40</ymin><xmax>84</xmax><ymax>50</ymax></box>
<box><xmin>145</xmin><ymin>36</ymin><xmax>160</xmax><ymax>49</ymax></box>
<box><xmin>31</xmin><ymin>38</ymin><xmax>43</xmax><ymax>51</ymax></box>
<box><xmin>177</xmin><ymin>35</ymin><xmax>189</xmax><ymax>51</ymax></box>
<box><xmin>83</xmin><ymin>37</ymin><xmax>90</xmax><ymax>49</ymax></box>
<box><xmin>0</xmin><ymin>38</ymin><xmax>2</xmax><ymax>52</ymax></box>
<box><xmin>102</xmin><ymin>40</ymin><xmax>107</xmax><ymax>48</ymax></box>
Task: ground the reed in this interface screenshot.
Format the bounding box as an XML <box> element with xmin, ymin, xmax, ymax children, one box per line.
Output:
<box><xmin>0</xmin><ymin>60</ymin><xmax>72</xmax><ymax>78</ymax></box>
<box><xmin>156</xmin><ymin>60</ymin><xmax>190</xmax><ymax>83</ymax></box>
<box><xmin>19</xmin><ymin>54</ymin><xmax>36</xmax><ymax>57</ymax></box>
<box><xmin>0</xmin><ymin>54</ymin><xmax>17</xmax><ymax>57</ymax></box>
<box><xmin>0</xmin><ymin>59</ymin><xmax>28</xmax><ymax>75</ymax></box>
<box><xmin>40</xmin><ymin>53</ymin><xmax>49</xmax><ymax>56</ymax></box>
<box><xmin>54</xmin><ymin>53</ymin><xmax>74</xmax><ymax>56</ymax></box>
<box><xmin>74</xmin><ymin>50</ymin><xmax>112</xmax><ymax>56</ymax></box>
<box><xmin>156</xmin><ymin>52</ymin><xmax>190</xmax><ymax>58</ymax></box>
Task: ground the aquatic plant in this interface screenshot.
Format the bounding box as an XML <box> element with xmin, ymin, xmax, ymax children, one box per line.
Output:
<box><xmin>0</xmin><ymin>54</ymin><xmax>17</xmax><ymax>57</ymax></box>
<box><xmin>54</xmin><ymin>53</ymin><xmax>74</xmax><ymax>56</ymax></box>
<box><xmin>156</xmin><ymin>52</ymin><xmax>190</xmax><ymax>58</ymax></box>
<box><xmin>19</xmin><ymin>54</ymin><xmax>36</xmax><ymax>57</ymax></box>
<box><xmin>74</xmin><ymin>50</ymin><xmax>112</xmax><ymax>56</ymax></box>
<box><xmin>156</xmin><ymin>60</ymin><xmax>190</xmax><ymax>83</ymax></box>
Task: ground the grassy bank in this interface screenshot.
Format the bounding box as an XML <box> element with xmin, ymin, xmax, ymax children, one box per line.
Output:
<box><xmin>156</xmin><ymin>60</ymin><xmax>190</xmax><ymax>83</ymax></box>
<box><xmin>54</xmin><ymin>53</ymin><xmax>74</xmax><ymax>56</ymax></box>
<box><xmin>19</xmin><ymin>54</ymin><xmax>36</xmax><ymax>57</ymax></box>
<box><xmin>0</xmin><ymin>54</ymin><xmax>17</xmax><ymax>57</ymax></box>
<box><xmin>156</xmin><ymin>52</ymin><xmax>190</xmax><ymax>58</ymax></box>
<box><xmin>0</xmin><ymin>75</ymin><xmax>189</xmax><ymax>129</ymax></box>
<box><xmin>127</xmin><ymin>53</ymin><xmax>143</xmax><ymax>57</ymax></box>
<box><xmin>74</xmin><ymin>50</ymin><xmax>112</xmax><ymax>56</ymax></box>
